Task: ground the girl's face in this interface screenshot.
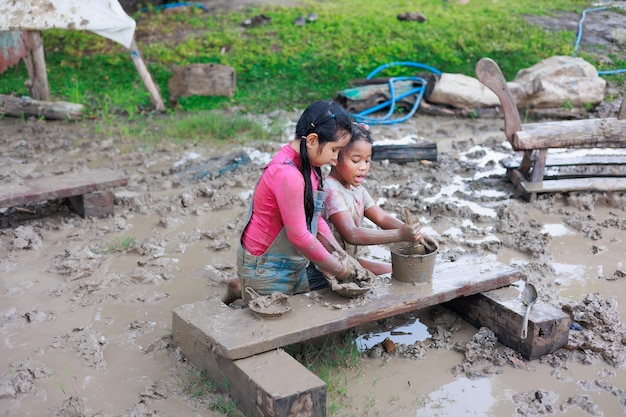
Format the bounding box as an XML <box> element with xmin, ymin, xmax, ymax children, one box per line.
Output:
<box><xmin>307</xmin><ymin>130</ymin><xmax>351</xmax><ymax>167</ymax></box>
<box><xmin>332</xmin><ymin>139</ymin><xmax>372</xmax><ymax>187</ymax></box>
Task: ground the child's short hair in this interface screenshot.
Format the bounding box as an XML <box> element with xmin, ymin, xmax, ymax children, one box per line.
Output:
<box><xmin>340</xmin><ymin>122</ymin><xmax>373</xmax><ymax>156</ymax></box>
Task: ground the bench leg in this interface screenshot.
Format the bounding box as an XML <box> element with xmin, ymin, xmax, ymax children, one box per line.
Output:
<box><xmin>69</xmin><ymin>190</ymin><xmax>115</xmax><ymax>218</ymax></box>
<box><xmin>446</xmin><ymin>287</ymin><xmax>571</xmax><ymax>360</ymax></box>
<box><xmin>173</xmin><ymin>311</ymin><xmax>327</xmax><ymax>417</ymax></box>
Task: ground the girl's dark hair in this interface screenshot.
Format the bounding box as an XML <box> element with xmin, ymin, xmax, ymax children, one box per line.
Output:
<box><xmin>295</xmin><ymin>100</ymin><xmax>353</xmax><ymax>229</ymax></box>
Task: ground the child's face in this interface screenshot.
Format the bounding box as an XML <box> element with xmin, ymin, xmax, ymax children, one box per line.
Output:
<box><xmin>308</xmin><ymin>130</ymin><xmax>351</xmax><ymax>167</ymax></box>
<box><xmin>333</xmin><ymin>139</ymin><xmax>372</xmax><ymax>187</ymax></box>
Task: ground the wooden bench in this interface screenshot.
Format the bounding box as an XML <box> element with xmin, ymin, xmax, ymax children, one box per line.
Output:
<box><xmin>172</xmin><ymin>256</ymin><xmax>570</xmax><ymax>417</ymax></box>
<box><xmin>475</xmin><ymin>57</ymin><xmax>626</xmax><ymax>200</ymax></box>
<box><xmin>0</xmin><ymin>168</ymin><xmax>128</xmax><ymax>219</ymax></box>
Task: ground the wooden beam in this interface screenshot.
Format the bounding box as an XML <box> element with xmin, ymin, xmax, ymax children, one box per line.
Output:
<box><xmin>521</xmin><ymin>176</ymin><xmax>626</xmax><ymax>194</ymax></box>
<box><xmin>23</xmin><ymin>31</ymin><xmax>49</xmax><ymax>101</ymax></box>
<box><xmin>447</xmin><ymin>286</ymin><xmax>571</xmax><ymax>360</ymax></box>
<box><xmin>0</xmin><ymin>94</ymin><xmax>83</xmax><ymax>120</ymax></box>
<box><xmin>513</xmin><ymin>118</ymin><xmax>626</xmax><ymax>150</ymax></box>
<box><xmin>130</xmin><ymin>39</ymin><xmax>165</xmax><ymax>112</ymax></box>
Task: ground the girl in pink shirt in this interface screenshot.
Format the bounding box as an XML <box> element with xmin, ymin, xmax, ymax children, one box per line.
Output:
<box><xmin>223</xmin><ymin>100</ymin><xmax>354</xmax><ymax>304</ymax></box>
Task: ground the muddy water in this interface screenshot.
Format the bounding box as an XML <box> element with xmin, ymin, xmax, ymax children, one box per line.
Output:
<box><xmin>1</xmin><ymin>115</ymin><xmax>626</xmax><ymax>417</ymax></box>
<box><xmin>339</xmin><ymin>205</ymin><xmax>626</xmax><ymax>417</ymax></box>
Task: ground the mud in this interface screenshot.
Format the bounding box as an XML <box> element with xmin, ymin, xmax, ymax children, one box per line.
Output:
<box><xmin>2</xmin><ymin>3</ymin><xmax>626</xmax><ymax>417</ymax></box>
<box><xmin>1</xmin><ymin>105</ymin><xmax>625</xmax><ymax>416</ymax></box>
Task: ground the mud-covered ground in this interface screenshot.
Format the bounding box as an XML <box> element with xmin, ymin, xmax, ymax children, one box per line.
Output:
<box><xmin>2</xmin><ymin>104</ymin><xmax>626</xmax><ymax>416</ymax></box>
<box><xmin>2</xmin><ymin>2</ymin><xmax>626</xmax><ymax>417</ymax></box>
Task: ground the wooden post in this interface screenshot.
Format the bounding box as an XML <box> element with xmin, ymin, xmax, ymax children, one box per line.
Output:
<box><xmin>22</xmin><ymin>31</ymin><xmax>50</xmax><ymax>101</ymax></box>
<box><xmin>130</xmin><ymin>39</ymin><xmax>165</xmax><ymax>112</ymax></box>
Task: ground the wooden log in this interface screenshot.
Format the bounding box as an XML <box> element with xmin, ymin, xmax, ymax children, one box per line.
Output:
<box><xmin>446</xmin><ymin>286</ymin><xmax>571</xmax><ymax>360</ymax></box>
<box><xmin>372</xmin><ymin>142</ymin><xmax>437</xmax><ymax>163</ymax></box>
<box><xmin>501</xmin><ymin>154</ymin><xmax>626</xmax><ymax>169</ymax></box>
<box><xmin>513</xmin><ymin>118</ymin><xmax>626</xmax><ymax>150</ymax></box>
<box><xmin>130</xmin><ymin>39</ymin><xmax>165</xmax><ymax>112</ymax></box>
<box><xmin>172</xmin><ymin>256</ymin><xmax>520</xmax><ymax>360</ymax></box>
<box><xmin>521</xmin><ymin>177</ymin><xmax>626</xmax><ymax>194</ymax></box>
<box><xmin>22</xmin><ymin>31</ymin><xmax>49</xmax><ymax>101</ymax></box>
<box><xmin>0</xmin><ymin>94</ymin><xmax>83</xmax><ymax>120</ymax></box>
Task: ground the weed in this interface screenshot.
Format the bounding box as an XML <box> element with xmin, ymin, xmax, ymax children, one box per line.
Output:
<box><xmin>209</xmin><ymin>395</ymin><xmax>244</xmax><ymax>416</ymax></box>
<box><xmin>181</xmin><ymin>368</ymin><xmax>216</xmax><ymax>398</ymax></box>
<box><xmin>93</xmin><ymin>236</ymin><xmax>137</xmax><ymax>254</ymax></box>
<box><xmin>286</xmin><ymin>333</ymin><xmax>361</xmax><ymax>414</ymax></box>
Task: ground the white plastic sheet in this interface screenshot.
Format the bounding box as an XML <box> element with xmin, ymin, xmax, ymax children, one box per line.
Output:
<box><xmin>0</xmin><ymin>0</ymin><xmax>136</xmax><ymax>49</ymax></box>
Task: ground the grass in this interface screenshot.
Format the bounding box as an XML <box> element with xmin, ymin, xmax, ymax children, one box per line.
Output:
<box><xmin>286</xmin><ymin>332</ymin><xmax>362</xmax><ymax>415</ymax></box>
<box><xmin>92</xmin><ymin>236</ymin><xmax>137</xmax><ymax>254</ymax></box>
<box><xmin>0</xmin><ymin>0</ymin><xmax>612</xmax><ymax>125</ymax></box>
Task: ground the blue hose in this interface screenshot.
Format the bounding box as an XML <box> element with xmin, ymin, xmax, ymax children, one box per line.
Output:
<box><xmin>349</xmin><ymin>62</ymin><xmax>441</xmax><ymax>125</ymax></box>
<box><xmin>573</xmin><ymin>6</ymin><xmax>626</xmax><ymax>76</ymax></box>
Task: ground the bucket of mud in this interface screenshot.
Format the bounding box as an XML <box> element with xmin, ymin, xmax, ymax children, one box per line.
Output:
<box><xmin>390</xmin><ymin>237</ymin><xmax>439</xmax><ymax>283</ymax></box>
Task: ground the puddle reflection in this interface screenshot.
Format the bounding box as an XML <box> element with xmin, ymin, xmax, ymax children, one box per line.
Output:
<box><xmin>356</xmin><ymin>314</ymin><xmax>430</xmax><ymax>351</ymax></box>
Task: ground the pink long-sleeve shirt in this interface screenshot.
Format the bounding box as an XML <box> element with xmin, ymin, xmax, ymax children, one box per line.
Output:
<box><xmin>242</xmin><ymin>144</ymin><xmax>343</xmax><ymax>276</ymax></box>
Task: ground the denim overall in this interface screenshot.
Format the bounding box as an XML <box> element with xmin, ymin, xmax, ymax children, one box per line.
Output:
<box><xmin>238</xmin><ymin>165</ymin><xmax>326</xmax><ymax>302</ymax></box>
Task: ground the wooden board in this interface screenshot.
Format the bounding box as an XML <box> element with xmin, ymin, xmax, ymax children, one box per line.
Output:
<box><xmin>447</xmin><ymin>286</ymin><xmax>571</xmax><ymax>360</ymax></box>
<box><xmin>501</xmin><ymin>154</ymin><xmax>626</xmax><ymax>169</ymax></box>
<box><xmin>0</xmin><ymin>169</ymin><xmax>128</xmax><ymax>208</ymax></box>
<box><xmin>521</xmin><ymin>177</ymin><xmax>626</xmax><ymax>194</ymax></box>
<box><xmin>172</xmin><ymin>256</ymin><xmax>520</xmax><ymax>360</ymax></box>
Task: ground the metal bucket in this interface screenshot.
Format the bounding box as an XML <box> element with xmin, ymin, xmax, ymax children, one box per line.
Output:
<box><xmin>391</xmin><ymin>238</ymin><xmax>438</xmax><ymax>283</ymax></box>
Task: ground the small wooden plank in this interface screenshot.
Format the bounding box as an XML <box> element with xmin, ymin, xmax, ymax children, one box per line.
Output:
<box><xmin>501</xmin><ymin>154</ymin><xmax>626</xmax><ymax>169</ymax></box>
<box><xmin>0</xmin><ymin>169</ymin><xmax>128</xmax><ymax>208</ymax></box>
<box><xmin>372</xmin><ymin>142</ymin><xmax>437</xmax><ymax>163</ymax></box>
<box><xmin>513</xmin><ymin>119</ymin><xmax>626</xmax><ymax>150</ymax></box>
<box><xmin>447</xmin><ymin>286</ymin><xmax>571</xmax><ymax>360</ymax></box>
<box><xmin>521</xmin><ymin>177</ymin><xmax>626</xmax><ymax>194</ymax></box>
<box><xmin>173</xmin><ymin>256</ymin><xmax>520</xmax><ymax>360</ymax></box>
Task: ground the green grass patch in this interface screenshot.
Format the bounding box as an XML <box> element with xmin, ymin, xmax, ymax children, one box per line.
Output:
<box><xmin>286</xmin><ymin>333</ymin><xmax>361</xmax><ymax>415</ymax></box>
<box><xmin>0</xmin><ymin>0</ymin><xmax>600</xmax><ymax>120</ymax></box>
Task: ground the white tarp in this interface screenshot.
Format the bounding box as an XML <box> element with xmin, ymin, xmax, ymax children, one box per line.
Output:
<box><xmin>0</xmin><ymin>0</ymin><xmax>136</xmax><ymax>48</ymax></box>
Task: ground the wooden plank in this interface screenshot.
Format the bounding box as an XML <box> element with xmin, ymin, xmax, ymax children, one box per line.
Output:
<box><xmin>521</xmin><ymin>177</ymin><xmax>626</xmax><ymax>194</ymax></box>
<box><xmin>372</xmin><ymin>142</ymin><xmax>437</xmax><ymax>163</ymax></box>
<box><xmin>501</xmin><ymin>154</ymin><xmax>626</xmax><ymax>169</ymax></box>
<box><xmin>0</xmin><ymin>169</ymin><xmax>128</xmax><ymax>208</ymax></box>
<box><xmin>513</xmin><ymin>119</ymin><xmax>626</xmax><ymax>150</ymax></box>
<box><xmin>447</xmin><ymin>286</ymin><xmax>571</xmax><ymax>360</ymax></box>
<box><xmin>474</xmin><ymin>58</ymin><xmax>522</xmax><ymax>142</ymax></box>
<box><xmin>172</xmin><ymin>256</ymin><xmax>520</xmax><ymax>360</ymax></box>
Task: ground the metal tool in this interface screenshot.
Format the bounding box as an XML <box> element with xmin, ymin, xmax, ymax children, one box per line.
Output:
<box><xmin>520</xmin><ymin>282</ymin><xmax>538</xmax><ymax>339</ymax></box>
